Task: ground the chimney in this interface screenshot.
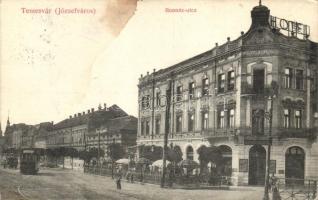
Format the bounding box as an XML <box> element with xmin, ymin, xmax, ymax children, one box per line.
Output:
<box><xmin>91</xmin><ymin>108</ymin><xmax>94</xmax><ymax>113</ymax></box>
<box><xmin>74</xmin><ymin>114</ymin><xmax>77</xmax><ymax>117</ymax></box>
<box><xmin>69</xmin><ymin>115</ymin><xmax>72</xmax><ymax>119</ymax></box>
<box><xmin>215</xmin><ymin>43</ymin><xmax>218</xmax><ymax>47</ymax></box>
<box><xmin>104</xmin><ymin>103</ymin><xmax>107</xmax><ymax>110</ymax></box>
<box><xmin>241</xmin><ymin>31</ymin><xmax>244</xmax><ymax>36</ymax></box>
<box><xmin>227</xmin><ymin>37</ymin><xmax>230</xmax><ymax>42</ymax></box>
<box><xmin>78</xmin><ymin>112</ymin><xmax>81</xmax><ymax>116</ymax></box>
<box><xmin>83</xmin><ymin>111</ymin><xmax>85</xmax><ymax>115</ymax></box>
<box><xmin>88</xmin><ymin>109</ymin><xmax>91</xmax><ymax>113</ymax></box>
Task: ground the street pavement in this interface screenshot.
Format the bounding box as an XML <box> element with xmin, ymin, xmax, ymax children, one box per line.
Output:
<box><xmin>0</xmin><ymin>167</ymin><xmax>264</xmax><ymax>200</ymax></box>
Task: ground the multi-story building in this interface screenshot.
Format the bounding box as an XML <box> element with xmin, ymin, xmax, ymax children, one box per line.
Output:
<box><xmin>46</xmin><ymin>104</ymin><xmax>137</xmax><ymax>155</ymax></box>
<box><xmin>10</xmin><ymin>123</ymin><xmax>30</xmax><ymax>150</ymax></box>
<box><xmin>86</xmin><ymin>115</ymin><xmax>137</xmax><ymax>155</ymax></box>
<box><xmin>137</xmin><ymin>3</ymin><xmax>318</xmax><ymax>185</ymax></box>
<box><xmin>3</xmin><ymin>104</ymin><xmax>137</xmax><ymax>162</ymax></box>
<box><xmin>2</xmin><ymin>122</ymin><xmax>52</xmax><ymax>150</ymax></box>
<box><xmin>0</xmin><ymin>125</ymin><xmax>4</xmax><ymax>156</ymax></box>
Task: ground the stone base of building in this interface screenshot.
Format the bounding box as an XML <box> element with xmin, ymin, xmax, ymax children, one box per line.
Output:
<box><xmin>138</xmin><ymin>137</ymin><xmax>318</xmax><ymax>186</ymax></box>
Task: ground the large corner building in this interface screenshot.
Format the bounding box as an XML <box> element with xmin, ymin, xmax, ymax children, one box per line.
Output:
<box><xmin>137</xmin><ymin>4</ymin><xmax>318</xmax><ymax>186</ymax></box>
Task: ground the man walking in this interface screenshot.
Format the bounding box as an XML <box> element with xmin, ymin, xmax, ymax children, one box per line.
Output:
<box><xmin>116</xmin><ymin>173</ymin><xmax>122</xmax><ymax>190</ymax></box>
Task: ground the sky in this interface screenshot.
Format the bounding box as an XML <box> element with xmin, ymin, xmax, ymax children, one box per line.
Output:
<box><xmin>1</xmin><ymin>0</ymin><xmax>318</xmax><ymax>131</ymax></box>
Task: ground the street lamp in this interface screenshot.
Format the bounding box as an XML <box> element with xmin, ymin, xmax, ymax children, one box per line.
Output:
<box><xmin>161</xmin><ymin>79</ymin><xmax>172</xmax><ymax>188</ymax></box>
<box><xmin>96</xmin><ymin>128</ymin><xmax>101</xmax><ymax>167</ymax></box>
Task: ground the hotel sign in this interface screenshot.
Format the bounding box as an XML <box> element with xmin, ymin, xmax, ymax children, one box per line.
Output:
<box><xmin>269</xmin><ymin>15</ymin><xmax>310</xmax><ymax>39</ymax></box>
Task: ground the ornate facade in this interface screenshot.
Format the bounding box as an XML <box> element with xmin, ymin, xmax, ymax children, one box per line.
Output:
<box><xmin>137</xmin><ymin>4</ymin><xmax>318</xmax><ymax>185</ymax></box>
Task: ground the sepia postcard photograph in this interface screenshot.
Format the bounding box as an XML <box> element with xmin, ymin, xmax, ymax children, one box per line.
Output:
<box><xmin>0</xmin><ymin>0</ymin><xmax>318</xmax><ymax>199</ymax></box>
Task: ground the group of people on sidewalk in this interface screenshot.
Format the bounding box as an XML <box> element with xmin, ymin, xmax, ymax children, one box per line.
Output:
<box><xmin>113</xmin><ymin>170</ymin><xmax>285</xmax><ymax>200</ymax></box>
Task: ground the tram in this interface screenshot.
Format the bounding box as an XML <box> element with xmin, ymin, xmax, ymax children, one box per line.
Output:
<box><xmin>20</xmin><ymin>149</ymin><xmax>40</xmax><ymax>175</ymax></box>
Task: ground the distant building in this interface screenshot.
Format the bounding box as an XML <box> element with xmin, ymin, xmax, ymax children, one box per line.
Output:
<box><xmin>137</xmin><ymin>4</ymin><xmax>318</xmax><ymax>185</ymax></box>
<box><xmin>2</xmin><ymin>104</ymin><xmax>137</xmax><ymax>162</ymax></box>
<box><xmin>0</xmin><ymin>124</ymin><xmax>4</xmax><ymax>155</ymax></box>
<box><xmin>86</xmin><ymin>115</ymin><xmax>137</xmax><ymax>155</ymax></box>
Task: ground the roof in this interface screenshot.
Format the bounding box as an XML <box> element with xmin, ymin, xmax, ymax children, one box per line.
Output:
<box><xmin>52</xmin><ymin>104</ymin><xmax>129</xmax><ymax>130</ymax></box>
<box><xmin>87</xmin><ymin>115</ymin><xmax>137</xmax><ymax>136</ymax></box>
<box><xmin>107</xmin><ymin>115</ymin><xmax>137</xmax><ymax>132</ymax></box>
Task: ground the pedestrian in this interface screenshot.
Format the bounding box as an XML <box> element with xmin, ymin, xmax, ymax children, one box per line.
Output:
<box><xmin>116</xmin><ymin>174</ymin><xmax>122</xmax><ymax>190</ymax></box>
<box><xmin>130</xmin><ymin>173</ymin><xmax>134</xmax><ymax>183</ymax></box>
<box><xmin>270</xmin><ymin>174</ymin><xmax>281</xmax><ymax>200</ymax></box>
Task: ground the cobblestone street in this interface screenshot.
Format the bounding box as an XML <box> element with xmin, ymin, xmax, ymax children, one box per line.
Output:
<box><xmin>0</xmin><ymin>168</ymin><xmax>265</xmax><ymax>200</ymax></box>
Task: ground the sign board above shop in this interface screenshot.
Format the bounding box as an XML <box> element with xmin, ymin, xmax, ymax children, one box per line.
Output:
<box><xmin>244</xmin><ymin>137</ymin><xmax>272</xmax><ymax>145</ymax></box>
<box><xmin>269</xmin><ymin>15</ymin><xmax>310</xmax><ymax>39</ymax></box>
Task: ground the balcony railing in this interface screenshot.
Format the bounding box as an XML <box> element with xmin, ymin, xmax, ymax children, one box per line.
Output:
<box><xmin>202</xmin><ymin>128</ymin><xmax>236</xmax><ymax>138</ymax></box>
<box><xmin>276</xmin><ymin>128</ymin><xmax>317</xmax><ymax>140</ymax></box>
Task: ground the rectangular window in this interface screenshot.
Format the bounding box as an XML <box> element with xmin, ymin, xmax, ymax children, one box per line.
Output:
<box><xmin>218</xmin><ymin>74</ymin><xmax>225</xmax><ymax>93</ymax></box>
<box><xmin>218</xmin><ymin>110</ymin><xmax>225</xmax><ymax>128</ymax></box>
<box><xmin>253</xmin><ymin>69</ymin><xmax>265</xmax><ymax>93</ymax></box>
<box><xmin>176</xmin><ymin>86</ymin><xmax>183</xmax><ymax>101</ymax></box>
<box><xmin>252</xmin><ymin>109</ymin><xmax>264</xmax><ymax>135</ymax></box>
<box><xmin>156</xmin><ymin>91</ymin><xmax>161</xmax><ymax>106</ymax></box>
<box><xmin>284</xmin><ymin>68</ymin><xmax>292</xmax><ymax>88</ymax></box>
<box><xmin>155</xmin><ymin>117</ymin><xmax>161</xmax><ymax>135</ymax></box>
<box><xmin>145</xmin><ymin>121</ymin><xmax>150</xmax><ymax>135</ymax></box>
<box><xmin>296</xmin><ymin>69</ymin><xmax>303</xmax><ymax>90</ymax></box>
<box><xmin>202</xmin><ymin>111</ymin><xmax>209</xmax><ymax>130</ymax></box>
<box><xmin>228</xmin><ymin>71</ymin><xmax>235</xmax><ymax>91</ymax></box>
<box><xmin>228</xmin><ymin>109</ymin><xmax>235</xmax><ymax>128</ymax></box>
<box><xmin>283</xmin><ymin>109</ymin><xmax>290</xmax><ymax>128</ymax></box>
<box><xmin>188</xmin><ymin>113</ymin><xmax>194</xmax><ymax>132</ymax></box>
<box><xmin>295</xmin><ymin>110</ymin><xmax>302</xmax><ymax>129</ymax></box>
<box><xmin>202</xmin><ymin>78</ymin><xmax>209</xmax><ymax>96</ymax></box>
<box><xmin>189</xmin><ymin>82</ymin><xmax>195</xmax><ymax>99</ymax></box>
<box><xmin>141</xmin><ymin>121</ymin><xmax>145</xmax><ymax>136</ymax></box>
<box><xmin>176</xmin><ymin>114</ymin><xmax>182</xmax><ymax>133</ymax></box>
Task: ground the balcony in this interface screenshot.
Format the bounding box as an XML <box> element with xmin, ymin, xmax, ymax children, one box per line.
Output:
<box><xmin>275</xmin><ymin>127</ymin><xmax>317</xmax><ymax>141</ymax></box>
<box><xmin>202</xmin><ymin>128</ymin><xmax>236</xmax><ymax>138</ymax></box>
<box><xmin>241</xmin><ymin>82</ymin><xmax>275</xmax><ymax>98</ymax></box>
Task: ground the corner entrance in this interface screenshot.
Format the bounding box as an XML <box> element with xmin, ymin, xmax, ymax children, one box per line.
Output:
<box><xmin>248</xmin><ymin>145</ymin><xmax>266</xmax><ymax>186</ymax></box>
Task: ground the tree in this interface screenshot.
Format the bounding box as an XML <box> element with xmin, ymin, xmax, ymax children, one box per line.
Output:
<box><xmin>79</xmin><ymin>150</ymin><xmax>90</xmax><ymax>164</ymax></box>
<box><xmin>64</xmin><ymin>148</ymin><xmax>79</xmax><ymax>169</ymax></box>
<box><xmin>140</xmin><ymin>145</ymin><xmax>163</xmax><ymax>162</ymax></box>
<box><xmin>89</xmin><ymin>147</ymin><xmax>105</xmax><ymax>161</ymax></box>
<box><xmin>197</xmin><ymin>145</ymin><xmax>209</xmax><ymax>172</ymax></box>
<box><xmin>107</xmin><ymin>143</ymin><xmax>124</xmax><ymax>161</ymax></box>
<box><xmin>167</xmin><ymin>146</ymin><xmax>183</xmax><ymax>163</ymax></box>
<box><xmin>197</xmin><ymin>146</ymin><xmax>223</xmax><ymax>174</ymax></box>
<box><xmin>107</xmin><ymin>143</ymin><xmax>125</xmax><ymax>179</ymax></box>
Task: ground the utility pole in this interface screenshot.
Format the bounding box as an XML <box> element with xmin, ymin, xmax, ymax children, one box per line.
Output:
<box><xmin>161</xmin><ymin>79</ymin><xmax>172</xmax><ymax>188</ymax></box>
<box><xmin>152</xmin><ymin>69</ymin><xmax>156</xmax><ymax>140</ymax></box>
<box><xmin>263</xmin><ymin>81</ymin><xmax>277</xmax><ymax>200</ymax></box>
<box><xmin>97</xmin><ymin>128</ymin><xmax>101</xmax><ymax>166</ymax></box>
<box><xmin>263</xmin><ymin>95</ymin><xmax>273</xmax><ymax>200</ymax></box>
